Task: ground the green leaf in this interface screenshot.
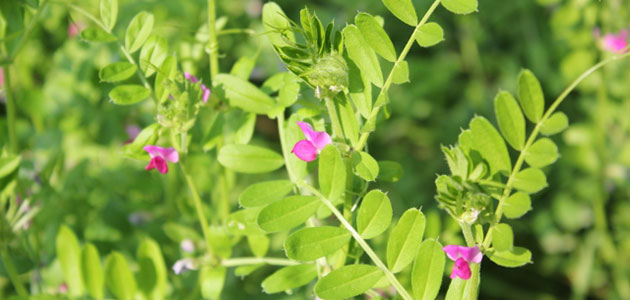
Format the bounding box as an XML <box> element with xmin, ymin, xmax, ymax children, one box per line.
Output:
<box><xmin>392</xmin><ymin>60</ymin><xmax>410</xmax><ymax>84</ymax></box>
<box><xmin>337</xmin><ymin>94</ymin><xmax>360</xmax><ymax>147</ymax></box>
<box><xmin>524</xmin><ymin>138</ymin><xmax>558</xmax><ymax>168</ymax></box>
<box><xmin>81</xmin><ymin>244</ymin><xmax>104</xmax><ymax>300</ymax></box>
<box><xmin>348</xmin><ymin>59</ymin><xmax>372</xmax><ymax>118</ymax></box>
<box><xmin>357</xmin><ymin>190</ymin><xmax>392</xmax><ymax>239</ymax></box>
<box><xmin>352</xmin><ymin>151</ymin><xmax>379</xmax><ymax>181</ymax></box>
<box><xmin>125</xmin><ymin>11</ymin><xmax>154</xmax><ymax>53</ymax></box>
<box><xmin>139</xmin><ymin>34</ymin><xmax>168</xmax><ymax>77</ymax></box>
<box><xmin>386</xmin><ymin>208</ymin><xmax>426</xmax><ymax>273</ymax></box>
<box><xmin>343</xmin><ymin>25</ymin><xmax>383</xmax><ymax>87</ymax></box>
<box><xmin>81</xmin><ymin>28</ymin><xmax>117</xmax><ymax>42</ymax></box>
<box><xmin>238</xmin><ymin>180</ymin><xmax>294</xmax><ymax>208</ymax></box>
<box><xmin>155</xmin><ymin>56</ymin><xmax>177</xmax><ymax>103</ymax></box>
<box><xmin>137</xmin><ymin>238</ymin><xmax>167</xmax><ymax>300</ymax></box>
<box><xmin>208</xmin><ymin>226</ymin><xmax>232</xmax><ymax>258</ymax></box>
<box><xmin>355</xmin><ymin>13</ymin><xmax>396</xmax><ymax>62</ymax></box>
<box><xmin>199</xmin><ymin>266</ymin><xmax>226</xmax><ymax>299</ymax></box>
<box><xmin>257</xmin><ymin>195</ymin><xmax>320</xmax><ymax>232</ymax></box>
<box><xmin>470</xmin><ymin>116</ymin><xmax>512</xmax><ymax>175</ymax></box>
<box><xmin>414</xmin><ymin>22</ymin><xmax>444</xmax><ymax>47</ymax></box>
<box><xmin>214</xmin><ymin>74</ymin><xmax>277</xmax><ymax>116</ymax></box>
<box><xmin>121</xmin><ymin>123</ymin><xmax>159</xmax><ymax>160</ymax></box>
<box><xmin>262</xmin><ymin>2</ymin><xmax>295</xmax><ymax>47</ymax></box>
<box><xmin>382</xmin><ymin>0</ymin><xmax>418</xmax><ymax>26</ymax></box>
<box><xmin>105</xmin><ymin>252</ymin><xmax>137</xmax><ymax>300</ymax></box>
<box><xmin>441</xmin><ymin>0</ymin><xmax>478</xmax><ymax>14</ymax></box>
<box><xmin>100</xmin><ymin>0</ymin><xmax>118</xmax><ymax>32</ymax></box>
<box><xmin>0</xmin><ymin>155</ymin><xmax>20</xmax><ymax>179</ymax></box>
<box><xmin>261</xmin><ymin>264</ymin><xmax>318</xmax><ymax>294</ymax></box>
<box><xmin>284</xmin><ymin>226</ymin><xmax>351</xmax><ymax>261</ymax></box>
<box><xmin>225</xmin><ymin>208</ymin><xmax>264</xmax><ymax>236</ymax></box>
<box><xmin>218</xmin><ymin>144</ymin><xmax>284</xmax><ymax>174</ymax></box>
<box><xmin>230</xmin><ymin>56</ymin><xmax>256</xmax><ymax>80</ymax></box>
<box><xmin>503</xmin><ymin>192</ymin><xmax>532</xmax><ymax>219</ymax></box>
<box><xmin>445</xmin><ymin>275</ymin><xmax>479</xmax><ymax>300</ymax></box>
<box><xmin>492</xmin><ymin>223</ymin><xmax>514</xmax><ymax>252</ymax></box>
<box><xmin>109</xmin><ymin>85</ymin><xmax>151</xmax><ymax>105</ymax></box>
<box><xmin>377</xmin><ymin>161</ymin><xmax>403</xmax><ymax>182</ymax></box>
<box><xmin>247</xmin><ymin>235</ymin><xmax>269</xmax><ymax>258</ymax></box>
<box><xmin>235</xmin><ymin>264</ymin><xmax>263</xmax><ymax>277</ymax></box>
<box><xmin>517</xmin><ymin>69</ymin><xmax>545</xmax><ymax>123</ymax></box>
<box><xmin>99</xmin><ymin>62</ymin><xmax>137</xmax><ymax>83</ymax></box>
<box><xmin>494</xmin><ymin>90</ymin><xmax>526</xmax><ymax>150</ymax></box>
<box><xmin>540</xmin><ymin>112</ymin><xmax>569</xmax><ymax>136</ymax></box>
<box><xmin>487</xmin><ymin>247</ymin><xmax>532</xmax><ymax>267</ymax></box>
<box><xmin>319</xmin><ymin>145</ymin><xmax>346</xmax><ymax>203</ymax></box>
<box><xmin>314</xmin><ymin>264</ymin><xmax>383</xmax><ymax>300</ymax></box>
<box><xmin>512</xmin><ymin>168</ymin><xmax>547</xmax><ymax>193</ymax></box>
<box><xmin>411</xmin><ymin>239</ymin><xmax>445</xmax><ymax>300</ymax></box>
<box><xmin>56</xmin><ymin>226</ymin><xmax>84</xmax><ymax>296</ymax></box>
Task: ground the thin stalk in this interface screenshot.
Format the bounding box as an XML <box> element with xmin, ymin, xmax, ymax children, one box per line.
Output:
<box><xmin>355</xmin><ymin>0</ymin><xmax>442</xmax><ymax>151</ymax></box>
<box><xmin>62</xmin><ymin>2</ymin><xmax>156</xmax><ymax>102</ymax></box>
<box><xmin>277</xmin><ymin>113</ymin><xmax>297</xmax><ymax>183</ymax></box>
<box><xmin>324</xmin><ymin>96</ymin><xmax>345</xmax><ymax>140</ymax></box>
<box><xmin>207</xmin><ymin>0</ymin><xmax>219</xmax><ymax>78</ymax></box>
<box><xmin>9</xmin><ymin>0</ymin><xmax>49</xmax><ymax>60</ymax></box>
<box><xmin>300</xmin><ymin>182</ymin><xmax>414</xmax><ymax>300</ymax></box>
<box><xmin>4</xmin><ymin>67</ymin><xmax>18</xmax><ymax>153</ymax></box>
<box><xmin>221</xmin><ymin>257</ymin><xmax>301</xmax><ymax>267</ymax></box>
<box><xmin>180</xmin><ymin>164</ymin><xmax>217</xmax><ymax>264</ymax></box>
<box><xmin>1</xmin><ymin>249</ymin><xmax>28</xmax><ymax>296</ymax></box>
<box><xmin>482</xmin><ymin>52</ymin><xmax>630</xmax><ymax>249</ymax></box>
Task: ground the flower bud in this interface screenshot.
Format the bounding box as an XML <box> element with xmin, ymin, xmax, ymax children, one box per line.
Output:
<box><xmin>305</xmin><ymin>52</ymin><xmax>348</xmax><ymax>98</ymax></box>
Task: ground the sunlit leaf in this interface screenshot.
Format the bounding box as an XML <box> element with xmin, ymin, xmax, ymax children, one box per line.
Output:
<box><xmin>386</xmin><ymin>208</ymin><xmax>426</xmax><ymax>273</ymax></box>
<box><xmin>124</xmin><ymin>11</ymin><xmax>154</xmax><ymax>53</ymax></box>
<box><xmin>314</xmin><ymin>264</ymin><xmax>383</xmax><ymax>299</ymax></box>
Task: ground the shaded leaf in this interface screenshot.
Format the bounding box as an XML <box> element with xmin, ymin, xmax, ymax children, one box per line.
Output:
<box><xmin>109</xmin><ymin>85</ymin><xmax>151</xmax><ymax>105</ymax></box>
<box><xmin>314</xmin><ymin>264</ymin><xmax>383</xmax><ymax>300</ymax></box>
<box><xmin>285</xmin><ymin>226</ymin><xmax>351</xmax><ymax>261</ymax></box>
<box><xmin>218</xmin><ymin>144</ymin><xmax>284</xmax><ymax>174</ymax></box>
<box><xmin>99</xmin><ymin>62</ymin><xmax>137</xmax><ymax>83</ymax></box>
<box><xmin>261</xmin><ymin>264</ymin><xmax>318</xmax><ymax>293</ymax></box>
<box><xmin>343</xmin><ymin>25</ymin><xmax>383</xmax><ymax>87</ymax></box>
<box><xmin>238</xmin><ymin>180</ymin><xmax>294</xmax><ymax>208</ymax></box>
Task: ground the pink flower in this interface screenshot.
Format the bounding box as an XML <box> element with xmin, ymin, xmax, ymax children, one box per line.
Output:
<box><xmin>597</xmin><ymin>29</ymin><xmax>629</xmax><ymax>53</ymax></box>
<box><xmin>144</xmin><ymin>145</ymin><xmax>179</xmax><ymax>174</ymax></box>
<box><xmin>180</xmin><ymin>239</ymin><xmax>195</xmax><ymax>253</ymax></box>
<box><xmin>67</xmin><ymin>22</ymin><xmax>85</xmax><ymax>38</ymax></box>
<box><xmin>0</xmin><ymin>67</ymin><xmax>4</xmax><ymax>86</ymax></box>
<box><xmin>291</xmin><ymin>121</ymin><xmax>332</xmax><ymax>162</ymax></box>
<box><xmin>443</xmin><ymin>245</ymin><xmax>482</xmax><ymax>280</ymax></box>
<box><xmin>58</xmin><ymin>283</ymin><xmax>68</xmax><ymax>294</ymax></box>
<box><xmin>184</xmin><ymin>72</ymin><xmax>211</xmax><ymax>103</ymax></box>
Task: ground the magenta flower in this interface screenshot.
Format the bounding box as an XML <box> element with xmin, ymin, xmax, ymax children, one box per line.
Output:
<box><xmin>291</xmin><ymin>121</ymin><xmax>332</xmax><ymax>162</ymax></box>
<box><xmin>144</xmin><ymin>145</ymin><xmax>179</xmax><ymax>174</ymax></box>
<box><xmin>596</xmin><ymin>29</ymin><xmax>629</xmax><ymax>53</ymax></box>
<box><xmin>0</xmin><ymin>67</ymin><xmax>4</xmax><ymax>86</ymax></box>
<box><xmin>443</xmin><ymin>245</ymin><xmax>482</xmax><ymax>280</ymax></box>
<box><xmin>184</xmin><ymin>72</ymin><xmax>211</xmax><ymax>103</ymax></box>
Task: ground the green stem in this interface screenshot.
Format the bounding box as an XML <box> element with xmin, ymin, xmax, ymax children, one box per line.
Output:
<box><xmin>1</xmin><ymin>249</ymin><xmax>28</xmax><ymax>296</ymax></box>
<box><xmin>9</xmin><ymin>0</ymin><xmax>49</xmax><ymax>60</ymax></box>
<box><xmin>459</xmin><ymin>222</ymin><xmax>476</xmax><ymax>247</ymax></box>
<box><xmin>207</xmin><ymin>0</ymin><xmax>219</xmax><ymax>78</ymax></box>
<box><xmin>221</xmin><ymin>257</ymin><xmax>301</xmax><ymax>267</ymax></box>
<box><xmin>482</xmin><ymin>52</ymin><xmax>630</xmax><ymax>249</ymax></box>
<box><xmin>4</xmin><ymin>67</ymin><xmax>18</xmax><ymax>154</ymax></box>
<box><xmin>62</xmin><ymin>2</ymin><xmax>156</xmax><ymax>102</ymax></box>
<box><xmin>180</xmin><ymin>164</ymin><xmax>217</xmax><ymax>264</ymax></box>
<box><xmin>355</xmin><ymin>0</ymin><xmax>442</xmax><ymax>151</ymax></box>
<box><xmin>277</xmin><ymin>113</ymin><xmax>297</xmax><ymax>183</ymax></box>
<box><xmin>324</xmin><ymin>96</ymin><xmax>345</xmax><ymax>140</ymax></box>
<box><xmin>300</xmin><ymin>182</ymin><xmax>414</xmax><ymax>300</ymax></box>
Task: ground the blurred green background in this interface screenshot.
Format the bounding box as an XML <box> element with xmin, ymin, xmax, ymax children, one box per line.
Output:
<box><xmin>1</xmin><ymin>0</ymin><xmax>629</xmax><ymax>299</ymax></box>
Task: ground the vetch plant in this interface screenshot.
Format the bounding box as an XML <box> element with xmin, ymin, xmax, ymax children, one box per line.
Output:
<box><xmin>1</xmin><ymin>0</ymin><xmax>630</xmax><ymax>299</ymax></box>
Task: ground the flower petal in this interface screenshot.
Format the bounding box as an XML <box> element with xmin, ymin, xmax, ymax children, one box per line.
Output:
<box><xmin>144</xmin><ymin>145</ymin><xmax>179</xmax><ymax>162</ymax></box>
<box><xmin>460</xmin><ymin>245</ymin><xmax>483</xmax><ymax>263</ymax></box>
<box><xmin>443</xmin><ymin>245</ymin><xmax>462</xmax><ymax>261</ymax></box>
<box><xmin>311</xmin><ymin>131</ymin><xmax>332</xmax><ymax>151</ymax></box>
<box><xmin>184</xmin><ymin>72</ymin><xmax>199</xmax><ymax>83</ymax></box>
<box><xmin>450</xmin><ymin>257</ymin><xmax>472</xmax><ymax>280</ymax></box>
<box><xmin>146</xmin><ymin>156</ymin><xmax>169</xmax><ymax>174</ymax></box>
<box><xmin>202</xmin><ymin>85</ymin><xmax>211</xmax><ymax>103</ymax></box>
<box><xmin>292</xmin><ymin>140</ymin><xmax>318</xmax><ymax>162</ymax></box>
<box><xmin>297</xmin><ymin>121</ymin><xmax>317</xmax><ymax>142</ymax></box>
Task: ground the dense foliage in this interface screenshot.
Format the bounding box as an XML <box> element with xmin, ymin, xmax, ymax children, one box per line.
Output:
<box><xmin>1</xmin><ymin>0</ymin><xmax>629</xmax><ymax>299</ymax></box>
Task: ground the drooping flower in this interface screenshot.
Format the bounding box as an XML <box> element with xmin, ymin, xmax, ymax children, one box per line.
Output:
<box><xmin>144</xmin><ymin>145</ymin><xmax>179</xmax><ymax>174</ymax></box>
<box><xmin>443</xmin><ymin>245</ymin><xmax>482</xmax><ymax>280</ymax></box>
<box><xmin>184</xmin><ymin>72</ymin><xmax>211</xmax><ymax>103</ymax></box>
<box><xmin>595</xmin><ymin>29</ymin><xmax>629</xmax><ymax>53</ymax></box>
<box><xmin>172</xmin><ymin>258</ymin><xmax>196</xmax><ymax>275</ymax></box>
<box><xmin>68</xmin><ymin>22</ymin><xmax>82</xmax><ymax>38</ymax></box>
<box><xmin>291</xmin><ymin>121</ymin><xmax>332</xmax><ymax>162</ymax></box>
